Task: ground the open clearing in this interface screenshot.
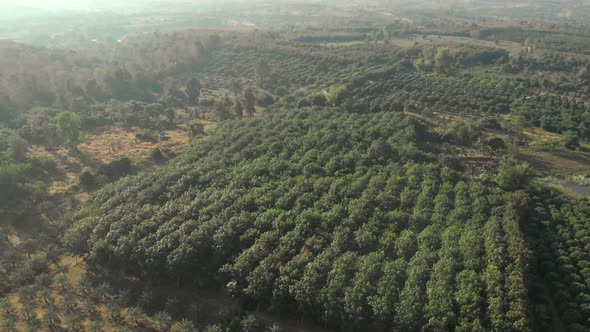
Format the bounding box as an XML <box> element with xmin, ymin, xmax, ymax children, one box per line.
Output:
<box><xmin>29</xmin><ymin>127</ymin><xmax>190</xmax><ymax>195</ymax></box>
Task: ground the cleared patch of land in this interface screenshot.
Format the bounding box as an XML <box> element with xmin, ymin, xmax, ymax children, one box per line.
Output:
<box><xmin>29</xmin><ymin>127</ymin><xmax>190</xmax><ymax>195</ymax></box>
<box><xmin>78</xmin><ymin>128</ymin><xmax>189</xmax><ymax>164</ymax></box>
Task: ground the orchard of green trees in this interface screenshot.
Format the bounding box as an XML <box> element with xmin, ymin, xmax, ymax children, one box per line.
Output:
<box><xmin>64</xmin><ymin>107</ymin><xmax>540</xmax><ymax>331</ymax></box>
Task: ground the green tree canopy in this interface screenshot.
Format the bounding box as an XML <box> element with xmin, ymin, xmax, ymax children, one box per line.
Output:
<box><xmin>55</xmin><ymin>112</ymin><xmax>82</xmax><ymax>147</ymax></box>
<box><xmin>496</xmin><ymin>158</ymin><xmax>531</xmax><ymax>191</ymax></box>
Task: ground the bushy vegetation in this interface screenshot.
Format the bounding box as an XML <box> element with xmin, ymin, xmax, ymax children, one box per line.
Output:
<box><xmin>0</xmin><ymin>129</ymin><xmax>54</xmax><ymax>215</ymax></box>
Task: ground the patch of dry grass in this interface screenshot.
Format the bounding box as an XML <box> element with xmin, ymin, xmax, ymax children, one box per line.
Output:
<box><xmin>6</xmin><ymin>234</ymin><xmax>21</xmax><ymax>247</ymax></box>
<box><xmin>78</xmin><ymin>128</ymin><xmax>189</xmax><ymax>164</ymax></box>
<box><xmin>29</xmin><ymin>127</ymin><xmax>190</xmax><ymax>195</ymax></box>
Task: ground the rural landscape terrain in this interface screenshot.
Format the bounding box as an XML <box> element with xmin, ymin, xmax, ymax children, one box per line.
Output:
<box><xmin>3</xmin><ymin>0</ymin><xmax>590</xmax><ymax>331</ymax></box>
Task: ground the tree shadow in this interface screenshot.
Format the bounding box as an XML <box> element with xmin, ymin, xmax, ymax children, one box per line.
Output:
<box><xmin>521</xmin><ymin>188</ymin><xmax>573</xmax><ymax>332</ymax></box>
<box><xmin>70</xmin><ymin>147</ymin><xmax>104</xmax><ymax>170</ymax></box>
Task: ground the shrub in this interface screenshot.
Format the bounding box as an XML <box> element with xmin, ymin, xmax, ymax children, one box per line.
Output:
<box><xmin>100</xmin><ymin>157</ymin><xmax>134</xmax><ymax>180</ymax></box>
<box><xmin>79</xmin><ymin>170</ymin><xmax>97</xmax><ymax>190</ymax></box>
<box><xmin>274</xmin><ymin>86</ymin><xmax>289</xmax><ymax>96</ymax></box>
<box><xmin>562</xmin><ymin>131</ymin><xmax>580</xmax><ymax>150</ymax></box>
<box><xmin>256</xmin><ymin>91</ymin><xmax>275</xmax><ymax>107</ymax></box>
<box><xmin>136</xmin><ymin>129</ymin><xmax>160</xmax><ymax>143</ymax></box>
<box><xmin>150</xmin><ymin>148</ymin><xmax>167</xmax><ymax>162</ymax></box>
<box><xmin>446</xmin><ymin>120</ymin><xmax>480</xmax><ymax>146</ymax></box>
<box><xmin>496</xmin><ymin>158</ymin><xmax>531</xmax><ymax>191</ymax></box>
<box><xmin>487</xmin><ymin>137</ymin><xmax>506</xmax><ymax>152</ymax></box>
<box><xmin>31</xmin><ymin>154</ymin><xmax>57</xmax><ymax>172</ymax></box>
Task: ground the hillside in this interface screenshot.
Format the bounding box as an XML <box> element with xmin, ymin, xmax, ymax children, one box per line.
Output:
<box><xmin>3</xmin><ymin>2</ymin><xmax>590</xmax><ymax>331</ymax></box>
<box><xmin>65</xmin><ymin>107</ymin><xmax>536</xmax><ymax>331</ymax></box>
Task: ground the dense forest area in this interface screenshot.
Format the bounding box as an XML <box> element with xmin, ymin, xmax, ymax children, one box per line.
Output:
<box><xmin>4</xmin><ymin>1</ymin><xmax>590</xmax><ymax>331</ymax></box>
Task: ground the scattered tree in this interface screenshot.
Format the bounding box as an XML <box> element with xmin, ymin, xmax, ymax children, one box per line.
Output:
<box><xmin>55</xmin><ymin>112</ymin><xmax>82</xmax><ymax>147</ymax></box>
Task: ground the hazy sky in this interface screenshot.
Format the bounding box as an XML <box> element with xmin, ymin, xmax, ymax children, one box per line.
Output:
<box><xmin>1</xmin><ymin>0</ymin><xmax>172</xmax><ymax>10</ymax></box>
<box><xmin>0</xmin><ymin>0</ymin><xmax>257</xmax><ymax>10</ymax></box>
<box><xmin>2</xmin><ymin>0</ymin><xmax>99</xmax><ymax>10</ymax></box>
